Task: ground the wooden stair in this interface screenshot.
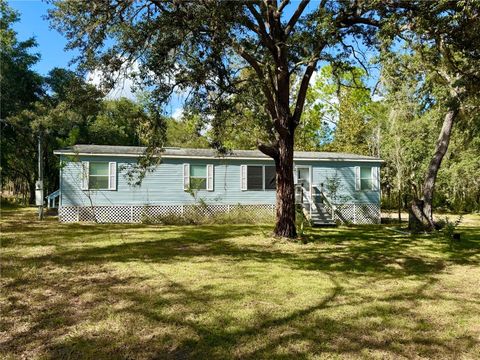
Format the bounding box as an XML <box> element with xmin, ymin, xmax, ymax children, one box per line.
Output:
<box><xmin>302</xmin><ymin>202</ymin><xmax>336</xmax><ymax>226</ymax></box>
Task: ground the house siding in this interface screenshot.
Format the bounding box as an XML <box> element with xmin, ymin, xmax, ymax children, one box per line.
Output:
<box><xmin>60</xmin><ymin>155</ymin><xmax>380</xmax><ymax>207</ymax></box>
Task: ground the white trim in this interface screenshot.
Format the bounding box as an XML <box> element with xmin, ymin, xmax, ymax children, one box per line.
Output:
<box><xmin>108</xmin><ymin>162</ymin><xmax>117</xmax><ymax>190</ymax></box>
<box><xmin>372</xmin><ymin>166</ymin><xmax>379</xmax><ymax>191</ymax></box>
<box><xmin>54</xmin><ymin>151</ymin><xmax>384</xmax><ymax>163</ymax></box>
<box><xmin>81</xmin><ymin>161</ymin><xmax>89</xmax><ymax>190</ymax></box>
<box><xmin>240</xmin><ymin>165</ymin><xmax>247</xmax><ymax>191</ymax></box>
<box><xmin>206</xmin><ymin>164</ymin><xmax>214</xmax><ymax>191</ymax></box>
<box><xmin>296</xmin><ymin>165</ymin><xmax>312</xmax><ymax>196</ymax></box>
<box><xmin>183</xmin><ymin>163</ymin><xmax>190</xmax><ymax>191</ymax></box>
<box><xmin>355</xmin><ymin>166</ymin><xmax>361</xmax><ymax>191</ymax></box>
<box><xmin>59</xmin><ymin>164</ymin><xmax>63</xmax><ymax>207</ymax></box>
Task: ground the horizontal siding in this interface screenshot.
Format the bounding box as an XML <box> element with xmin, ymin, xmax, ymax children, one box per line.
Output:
<box><xmin>60</xmin><ymin>155</ymin><xmax>380</xmax><ymax>206</ymax></box>
<box><xmin>311</xmin><ymin>162</ymin><xmax>380</xmax><ymax>204</ymax></box>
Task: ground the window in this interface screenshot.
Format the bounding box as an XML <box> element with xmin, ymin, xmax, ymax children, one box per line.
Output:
<box><xmin>245</xmin><ymin>165</ymin><xmax>276</xmax><ymax>190</ymax></box>
<box><xmin>264</xmin><ymin>166</ymin><xmax>276</xmax><ymax>190</ymax></box>
<box><xmin>183</xmin><ymin>164</ymin><xmax>213</xmax><ymax>191</ymax></box>
<box><xmin>190</xmin><ymin>164</ymin><xmax>207</xmax><ymax>190</ymax></box>
<box><xmin>82</xmin><ymin>161</ymin><xmax>116</xmax><ymax>190</ymax></box>
<box><xmin>360</xmin><ymin>167</ymin><xmax>372</xmax><ymax>190</ymax></box>
<box><xmin>89</xmin><ymin>162</ymin><xmax>110</xmax><ymax>189</ymax></box>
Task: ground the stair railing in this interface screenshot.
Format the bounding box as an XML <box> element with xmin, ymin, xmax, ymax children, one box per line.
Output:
<box><xmin>295</xmin><ymin>184</ymin><xmax>315</xmax><ymax>219</ymax></box>
<box><xmin>317</xmin><ymin>187</ymin><xmax>337</xmax><ymax>220</ymax></box>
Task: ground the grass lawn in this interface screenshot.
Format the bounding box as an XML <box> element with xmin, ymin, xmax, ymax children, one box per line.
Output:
<box><xmin>1</xmin><ymin>208</ymin><xmax>479</xmax><ymax>359</ymax></box>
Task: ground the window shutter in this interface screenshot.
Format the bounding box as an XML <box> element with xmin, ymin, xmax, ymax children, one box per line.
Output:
<box><xmin>293</xmin><ymin>165</ymin><xmax>298</xmax><ymax>184</ymax></box>
<box><xmin>81</xmin><ymin>161</ymin><xmax>89</xmax><ymax>190</ymax></box>
<box><xmin>206</xmin><ymin>164</ymin><xmax>214</xmax><ymax>191</ymax></box>
<box><xmin>355</xmin><ymin>166</ymin><xmax>360</xmax><ymax>191</ymax></box>
<box><xmin>240</xmin><ymin>165</ymin><xmax>247</xmax><ymax>190</ymax></box>
<box><xmin>108</xmin><ymin>162</ymin><xmax>117</xmax><ymax>190</ymax></box>
<box><xmin>372</xmin><ymin>166</ymin><xmax>379</xmax><ymax>191</ymax></box>
<box><xmin>183</xmin><ymin>163</ymin><xmax>190</xmax><ymax>191</ymax></box>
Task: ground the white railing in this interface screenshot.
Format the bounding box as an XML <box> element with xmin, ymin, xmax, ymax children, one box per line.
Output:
<box><xmin>315</xmin><ymin>186</ymin><xmax>337</xmax><ymax>219</ymax></box>
<box><xmin>296</xmin><ymin>185</ymin><xmax>316</xmax><ymax>219</ymax></box>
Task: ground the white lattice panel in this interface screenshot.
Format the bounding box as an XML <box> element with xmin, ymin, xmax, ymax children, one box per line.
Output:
<box><xmin>334</xmin><ymin>204</ymin><xmax>355</xmax><ymax>223</ymax></box>
<box><xmin>58</xmin><ymin>206</ymin><xmax>78</xmax><ymax>222</ymax></box>
<box><xmin>59</xmin><ymin>204</ymin><xmax>277</xmax><ymax>224</ymax></box>
<box><xmin>333</xmin><ymin>203</ymin><xmax>380</xmax><ymax>224</ymax></box>
<box><xmin>355</xmin><ymin>204</ymin><xmax>380</xmax><ymax>224</ymax></box>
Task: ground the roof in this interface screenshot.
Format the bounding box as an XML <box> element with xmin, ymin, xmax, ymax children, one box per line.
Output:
<box><xmin>53</xmin><ymin>144</ymin><xmax>383</xmax><ymax>162</ymax></box>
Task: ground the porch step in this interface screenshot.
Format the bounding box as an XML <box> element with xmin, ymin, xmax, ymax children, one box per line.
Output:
<box><xmin>301</xmin><ymin>203</ymin><xmax>336</xmax><ymax>226</ymax></box>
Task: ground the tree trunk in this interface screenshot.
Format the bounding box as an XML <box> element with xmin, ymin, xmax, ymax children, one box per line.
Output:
<box><xmin>29</xmin><ymin>180</ymin><xmax>36</xmax><ymax>205</ymax></box>
<box><xmin>273</xmin><ymin>133</ymin><xmax>297</xmax><ymax>238</ymax></box>
<box><xmin>409</xmin><ymin>104</ymin><xmax>459</xmax><ymax>230</ymax></box>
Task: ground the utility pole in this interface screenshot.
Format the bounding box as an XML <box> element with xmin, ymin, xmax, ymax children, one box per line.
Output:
<box><xmin>36</xmin><ymin>129</ymin><xmax>44</xmax><ymax>220</ymax></box>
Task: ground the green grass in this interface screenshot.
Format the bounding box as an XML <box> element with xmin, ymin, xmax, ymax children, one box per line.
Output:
<box><xmin>1</xmin><ymin>208</ymin><xmax>479</xmax><ymax>359</ymax></box>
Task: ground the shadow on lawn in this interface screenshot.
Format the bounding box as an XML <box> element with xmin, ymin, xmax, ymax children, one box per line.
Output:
<box><xmin>2</xmin><ymin>212</ymin><xmax>480</xmax><ymax>359</ymax></box>
<box><xmin>12</xmin><ymin>223</ymin><xmax>479</xmax><ymax>278</ymax></box>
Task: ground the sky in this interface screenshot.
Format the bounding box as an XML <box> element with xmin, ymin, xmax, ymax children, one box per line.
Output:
<box><xmin>9</xmin><ymin>1</ymin><xmax>379</xmax><ymax>117</ymax></box>
<box><xmin>9</xmin><ymin>0</ymin><xmax>185</xmax><ymax>114</ymax></box>
<box><xmin>9</xmin><ymin>0</ymin><xmax>76</xmax><ymax>75</ymax></box>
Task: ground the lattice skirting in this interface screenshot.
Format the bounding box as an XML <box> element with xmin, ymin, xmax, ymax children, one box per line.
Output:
<box><xmin>58</xmin><ymin>204</ymin><xmax>276</xmax><ymax>223</ymax></box>
<box><xmin>59</xmin><ymin>203</ymin><xmax>380</xmax><ymax>224</ymax></box>
<box><xmin>333</xmin><ymin>203</ymin><xmax>381</xmax><ymax>224</ymax></box>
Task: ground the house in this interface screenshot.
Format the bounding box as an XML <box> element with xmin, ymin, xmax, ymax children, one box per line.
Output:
<box><xmin>53</xmin><ymin>144</ymin><xmax>383</xmax><ymax>224</ymax></box>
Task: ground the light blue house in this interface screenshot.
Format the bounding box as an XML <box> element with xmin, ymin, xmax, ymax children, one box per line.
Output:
<box><xmin>53</xmin><ymin>145</ymin><xmax>383</xmax><ymax>224</ymax></box>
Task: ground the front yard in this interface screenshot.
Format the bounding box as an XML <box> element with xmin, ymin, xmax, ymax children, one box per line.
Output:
<box><xmin>1</xmin><ymin>208</ymin><xmax>479</xmax><ymax>359</ymax></box>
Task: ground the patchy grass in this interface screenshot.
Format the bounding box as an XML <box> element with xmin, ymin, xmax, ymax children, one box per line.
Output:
<box><xmin>1</xmin><ymin>208</ymin><xmax>479</xmax><ymax>359</ymax></box>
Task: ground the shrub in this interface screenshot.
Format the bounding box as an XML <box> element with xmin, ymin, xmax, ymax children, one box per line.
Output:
<box><xmin>141</xmin><ymin>205</ymin><xmax>275</xmax><ymax>225</ymax></box>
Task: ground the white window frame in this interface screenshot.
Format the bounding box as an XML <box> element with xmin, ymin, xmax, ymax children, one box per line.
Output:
<box><xmin>82</xmin><ymin>161</ymin><xmax>117</xmax><ymax>191</ymax></box>
<box><xmin>242</xmin><ymin>164</ymin><xmax>276</xmax><ymax>191</ymax></box>
<box><xmin>185</xmin><ymin>164</ymin><xmax>214</xmax><ymax>191</ymax></box>
<box><xmin>356</xmin><ymin>165</ymin><xmax>375</xmax><ymax>191</ymax></box>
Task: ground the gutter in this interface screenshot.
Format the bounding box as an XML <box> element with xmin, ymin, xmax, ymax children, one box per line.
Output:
<box><xmin>53</xmin><ymin>151</ymin><xmax>384</xmax><ymax>163</ymax></box>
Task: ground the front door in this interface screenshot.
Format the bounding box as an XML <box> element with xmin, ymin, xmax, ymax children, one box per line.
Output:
<box><xmin>296</xmin><ymin>166</ymin><xmax>311</xmax><ymax>198</ymax></box>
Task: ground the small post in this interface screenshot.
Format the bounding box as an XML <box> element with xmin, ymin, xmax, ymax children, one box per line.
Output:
<box><xmin>36</xmin><ymin>130</ymin><xmax>44</xmax><ymax>220</ymax></box>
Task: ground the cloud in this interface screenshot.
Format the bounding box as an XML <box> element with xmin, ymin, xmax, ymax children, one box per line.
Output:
<box><xmin>86</xmin><ymin>62</ymin><xmax>139</xmax><ymax>100</ymax></box>
<box><xmin>171</xmin><ymin>107</ymin><xmax>184</xmax><ymax>120</ymax></box>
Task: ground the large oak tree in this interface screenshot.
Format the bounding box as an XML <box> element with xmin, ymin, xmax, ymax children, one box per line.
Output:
<box><xmin>49</xmin><ymin>0</ymin><xmax>392</xmax><ymax>237</ymax></box>
<box><xmin>50</xmin><ymin>0</ymin><xmax>477</xmax><ymax>237</ymax></box>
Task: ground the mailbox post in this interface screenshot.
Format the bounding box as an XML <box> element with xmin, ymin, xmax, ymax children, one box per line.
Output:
<box><xmin>37</xmin><ymin>131</ymin><xmax>44</xmax><ymax>220</ymax></box>
<box><xmin>36</xmin><ymin>180</ymin><xmax>44</xmax><ymax>219</ymax></box>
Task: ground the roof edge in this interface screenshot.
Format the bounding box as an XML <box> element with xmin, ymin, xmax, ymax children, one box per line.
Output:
<box><xmin>53</xmin><ymin>150</ymin><xmax>384</xmax><ymax>163</ymax></box>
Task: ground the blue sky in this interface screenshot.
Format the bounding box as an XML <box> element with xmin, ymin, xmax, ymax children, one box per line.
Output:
<box><xmin>10</xmin><ymin>1</ymin><xmax>379</xmax><ymax>115</ymax></box>
<box><xmin>9</xmin><ymin>0</ymin><xmax>77</xmax><ymax>75</ymax></box>
<box><xmin>9</xmin><ymin>0</ymin><xmax>185</xmax><ymax>114</ymax></box>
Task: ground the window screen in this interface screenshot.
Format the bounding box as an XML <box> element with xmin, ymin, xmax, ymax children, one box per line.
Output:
<box><xmin>190</xmin><ymin>165</ymin><xmax>207</xmax><ymax>190</ymax></box>
<box><xmin>247</xmin><ymin>166</ymin><xmax>263</xmax><ymax>190</ymax></box>
<box><xmin>264</xmin><ymin>166</ymin><xmax>276</xmax><ymax>190</ymax></box>
<box><xmin>360</xmin><ymin>167</ymin><xmax>372</xmax><ymax>190</ymax></box>
<box><xmin>89</xmin><ymin>162</ymin><xmax>109</xmax><ymax>189</ymax></box>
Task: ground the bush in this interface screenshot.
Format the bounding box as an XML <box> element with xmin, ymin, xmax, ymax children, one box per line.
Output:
<box><xmin>438</xmin><ymin>215</ymin><xmax>463</xmax><ymax>248</ymax></box>
<box><xmin>141</xmin><ymin>205</ymin><xmax>275</xmax><ymax>225</ymax></box>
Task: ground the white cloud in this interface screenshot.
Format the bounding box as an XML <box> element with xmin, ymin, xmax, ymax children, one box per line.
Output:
<box><xmin>86</xmin><ymin>62</ymin><xmax>139</xmax><ymax>100</ymax></box>
<box><xmin>171</xmin><ymin>107</ymin><xmax>184</xmax><ymax>120</ymax></box>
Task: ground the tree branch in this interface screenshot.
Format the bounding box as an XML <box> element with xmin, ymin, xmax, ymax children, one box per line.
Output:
<box><xmin>285</xmin><ymin>0</ymin><xmax>310</xmax><ymax>36</ymax></box>
<box><xmin>231</xmin><ymin>42</ymin><xmax>277</xmax><ymax>119</ymax></box>
<box><xmin>292</xmin><ymin>59</ymin><xmax>318</xmax><ymax>126</ymax></box>
<box><xmin>245</xmin><ymin>3</ymin><xmax>278</xmax><ymax>58</ymax></box>
<box><xmin>258</xmin><ymin>141</ymin><xmax>279</xmax><ymax>159</ymax></box>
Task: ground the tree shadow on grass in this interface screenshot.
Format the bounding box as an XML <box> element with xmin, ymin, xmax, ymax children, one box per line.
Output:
<box><xmin>2</xmin><ymin>216</ymin><xmax>480</xmax><ymax>359</ymax></box>
<box><xmin>41</xmin><ymin>270</ymin><xmax>480</xmax><ymax>359</ymax></box>
<box><xmin>12</xmin><ymin>223</ymin><xmax>477</xmax><ymax>280</ymax></box>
